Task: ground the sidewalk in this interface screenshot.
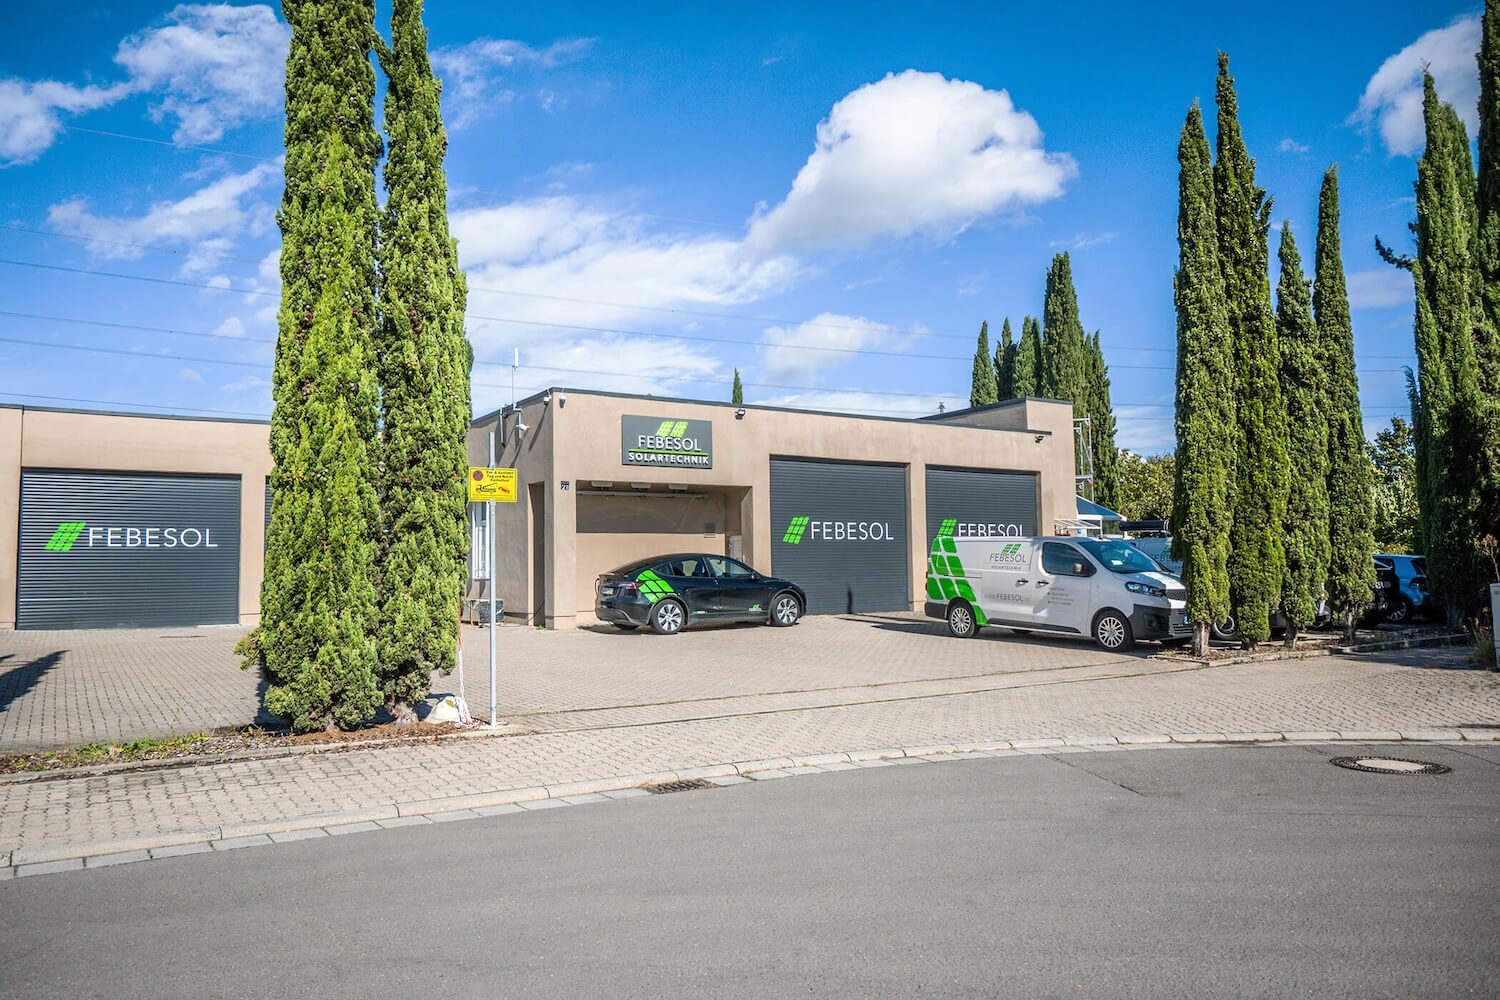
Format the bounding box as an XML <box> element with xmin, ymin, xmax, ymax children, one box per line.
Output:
<box><xmin>3</xmin><ymin>646</ymin><xmax>1497</xmax><ymax>875</ymax></box>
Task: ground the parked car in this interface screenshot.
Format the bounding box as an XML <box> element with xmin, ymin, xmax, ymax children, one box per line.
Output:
<box><xmin>595</xmin><ymin>554</ymin><xmax>806</xmax><ymax>635</ymax></box>
<box><xmin>1375</xmin><ymin>554</ymin><xmax>1432</xmax><ymax>624</ymax></box>
<box><xmin>924</xmin><ymin>534</ymin><xmax>1190</xmax><ymax>651</ymax></box>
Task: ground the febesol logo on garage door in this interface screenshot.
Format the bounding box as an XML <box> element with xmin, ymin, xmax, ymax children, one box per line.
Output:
<box><xmin>781</xmin><ymin>515</ymin><xmax>896</xmax><ymax>544</ymax></box>
<box><xmin>43</xmin><ymin>521</ymin><xmax>222</xmax><ymax>552</ymax></box>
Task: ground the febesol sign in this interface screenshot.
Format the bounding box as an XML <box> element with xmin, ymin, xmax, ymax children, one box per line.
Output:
<box><xmin>621</xmin><ymin>415</ymin><xmax>714</xmax><ymax>469</ymax></box>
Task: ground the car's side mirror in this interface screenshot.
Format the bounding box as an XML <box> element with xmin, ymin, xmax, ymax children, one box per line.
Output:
<box><xmin>1072</xmin><ymin>562</ymin><xmax>1088</xmax><ymax>577</ymax></box>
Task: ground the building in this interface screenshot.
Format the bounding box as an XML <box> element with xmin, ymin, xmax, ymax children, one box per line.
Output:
<box><xmin>0</xmin><ymin>392</ymin><xmax>1075</xmax><ymax>631</ymax></box>
<box><xmin>466</xmin><ymin>389</ymin><xmax>1075</xmax><ymax>629</ymax></box>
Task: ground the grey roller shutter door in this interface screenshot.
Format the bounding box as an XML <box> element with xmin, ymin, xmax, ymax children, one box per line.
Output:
<box><xmin>769</xmin><ymin>458</ymin><xmax>909</xmax><ymax>615</ymax></box>
<box><xmin>17</xmin><ymin>470</ymin><xmax>241</xmax><ymax>629</ymax></box>
<box><xmin>924</xmin><ymin>467</ymin><xmax>1039</xmax><ymax>552</ymax></box>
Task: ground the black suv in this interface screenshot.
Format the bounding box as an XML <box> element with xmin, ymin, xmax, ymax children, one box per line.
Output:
<box><xmin>595</xmin><ymin>554</ymin><xmax>807</xmax><ymax>635</ymax></box>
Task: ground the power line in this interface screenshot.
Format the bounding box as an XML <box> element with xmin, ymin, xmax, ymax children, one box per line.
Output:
<box><xmin>0</xmin><ymin>232</ymin><xmax>1422</xmax><ymax>364</ymax></box>
<box><xmin>60</xmin><ymin>125</ymin><xmax>274</xmax><ymax>163</ymax></box>
<box><xmin>0</xmin><ymin>390</ymin><xmax>267</xmax><ymax>419</ymax></box>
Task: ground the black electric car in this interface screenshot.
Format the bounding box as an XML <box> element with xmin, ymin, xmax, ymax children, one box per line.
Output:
<box><xmin>595</xmin><ymin>554</ymin><xmax>807</xmax><ymax>635</ymax></box>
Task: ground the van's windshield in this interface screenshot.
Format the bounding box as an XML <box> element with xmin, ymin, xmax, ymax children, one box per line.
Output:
<box><xmin>1077</xmin><ymin>539</ymin><xmax>1160</xmax><ymax>575</ymax></box>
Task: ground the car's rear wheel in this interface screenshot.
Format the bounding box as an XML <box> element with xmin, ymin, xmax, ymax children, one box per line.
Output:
<box><xmin>1093</xmin><ymin>609</ymin><xmax>1135</xmax><ymax>651</ymax></box>
<box><xmin>770</xmin><ymin>592</ymin><xmax>802</xmax><ymax>627</ymax></box>
<box><xmin>650</xmin><ymin>599</ymin><xmax>686</xmax><ymax>635</ymax></box>
<box><xmin>947</xmin><ymin>601</ymin><xmax>977</xmax><ymax>639</ymax></box>
<box><xmin>1210</xmin><ymin>615</ymin><xmax>1237</xmax><ymax>642</ymax></box>
<box><xmin>1384</xmin><ymin>595</ymin><xmax>1412</xmax><ymax>624</ymax></box>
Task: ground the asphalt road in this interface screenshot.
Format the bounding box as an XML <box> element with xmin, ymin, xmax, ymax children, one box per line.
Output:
<box><xmin>2</xmin><ymin>743</ymin><xmax>1497</xmax><ymax>999</ymax></box>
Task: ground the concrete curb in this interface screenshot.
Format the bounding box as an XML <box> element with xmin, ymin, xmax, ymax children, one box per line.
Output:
<box><xmin>1330</xmin><ymin>632</ymin><xmax>1473</xmax><ymax>655</ymax></box>
<box><xmin>4</xmin><ymin>729</ymin><xmax>1496</xmax><ymax>878</ymax></box>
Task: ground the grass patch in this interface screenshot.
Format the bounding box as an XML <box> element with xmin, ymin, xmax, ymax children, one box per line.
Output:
<box><xmin>2</xmin><ymin>733</ymin><xmax>211</xmax><ymax>774</ymax></box>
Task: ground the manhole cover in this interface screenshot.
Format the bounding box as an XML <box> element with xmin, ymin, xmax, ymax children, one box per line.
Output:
<box><xmin>1330</xmin><ymin>756</ymin><xmax>1451</xmax><ymax>775</ymax></box>
<box><xmin>643</xmin><ymin>779</ymin><xmax>716</xmax><ymax>794</ymax></box>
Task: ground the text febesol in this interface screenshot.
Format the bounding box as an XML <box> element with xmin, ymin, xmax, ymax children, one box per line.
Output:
<box><xmin>808</xmin><ymin>521</ymin><xmax>894</xmax><ymax>541</ymax></box>
<box><xmin>88</xmin><ymin>527</ymin><xmax>220</xmax><ymax>549</ymax></box>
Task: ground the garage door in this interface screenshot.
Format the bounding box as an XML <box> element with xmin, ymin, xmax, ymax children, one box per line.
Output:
<box><xmin>924</xmin><ymin>467</ymin><xmax>1039</xmax><ymax>553</ymax></box>
<box><xmin>770</xmin><ymin>458</ymin><xmax>909</xmax><ymax>615</ymax></box>
<box><xmin>17</xmin><ymin>470</ymin><xmax>241</xmax><ymax>629</ymax></box>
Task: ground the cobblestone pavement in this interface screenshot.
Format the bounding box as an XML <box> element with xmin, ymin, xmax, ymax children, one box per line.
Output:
<box><xmin>1</xmin><ymin>641</ymin><xmax>1496</xmax><ymax>870</ymax></box>
<box><xmin>1</xmin><ymin>614</ymin><xmax>1139</xmax><ymax>751</ymax></box>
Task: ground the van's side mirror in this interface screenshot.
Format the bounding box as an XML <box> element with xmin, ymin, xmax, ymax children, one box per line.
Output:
<box><xmin>1072</xmin><ymin>561</ymin><xmax>1088</xmax><ymax>577</ymax></box>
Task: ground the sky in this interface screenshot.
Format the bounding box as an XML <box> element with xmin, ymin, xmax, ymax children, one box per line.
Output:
<box><xmin>0</xmin><ymin>1</ymin><xmax>1485</xmax><ymax>455</ymax></box>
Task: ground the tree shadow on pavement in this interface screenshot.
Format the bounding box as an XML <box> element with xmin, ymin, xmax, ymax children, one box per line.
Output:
<box><xmin>0</xmin><ymin>650</ymin><xmax>65</xmax><ymax>715</ymax></box>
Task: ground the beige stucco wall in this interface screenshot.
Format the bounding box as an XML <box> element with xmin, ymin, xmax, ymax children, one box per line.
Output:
<box><xmin>466</xmin><ymin>391</ymin><xmax>1075</xmax><ymax>630</ymax></box>
<box><xmin>0</xmin><ymin>406</ymin><xmax>272</xmax><ymax>629</ymax></box>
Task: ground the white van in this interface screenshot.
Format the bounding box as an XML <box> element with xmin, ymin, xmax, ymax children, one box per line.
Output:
<box><xmin>923</xmin><ymin>535</ymin><xmax>1190</xmax><ymax>650</ymax></box>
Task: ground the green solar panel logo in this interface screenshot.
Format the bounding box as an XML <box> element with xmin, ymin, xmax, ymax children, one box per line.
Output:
<box><xmin>636</xmin><ymin>569</ymin><xmax>675</xmax><ymax>600</ymax></box>
<box><xmin>46</xmin><ymin>521</ymin><xmax>87</xmax><ymax>552</ymax></box>
<box><xmin>782</xmin><ymin>516</ymin><xmax>810</xmax><ymax>544</ymax></box>
<box><xmin>938</xmin><ymin>518</ymin><xmax>958</xmax><ymax>537</ymax></box>
<box><xmin>656</xmin><ymin>420</ymin><xmax>689</xmax><ymax>437</ymax></box>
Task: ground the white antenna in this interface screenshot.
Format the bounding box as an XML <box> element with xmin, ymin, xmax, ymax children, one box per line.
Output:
<box><xmin>510</xmin><ymin>348</ymin><xmax>519</xmax><ymax>417</ymax></box>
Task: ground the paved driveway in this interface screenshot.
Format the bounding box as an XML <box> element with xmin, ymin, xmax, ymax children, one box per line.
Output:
<box><xmin>0</xmin><ymin>614</ymin><xmax>1141</xmax><ymax>751</ymax></box>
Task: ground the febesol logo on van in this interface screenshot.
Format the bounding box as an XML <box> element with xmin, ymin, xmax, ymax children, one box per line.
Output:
<box><xmin>782</xmin><ymin>515</ymin><xmax>895</xmax><ymax>544</ymax></box>
<box><xmin>988</xmin><ymin>541</ymin><xmax>1028</xmax><ymax>565</ymax></box>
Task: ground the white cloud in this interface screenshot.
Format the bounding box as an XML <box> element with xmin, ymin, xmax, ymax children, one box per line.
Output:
<box><xmin>746</xmin><ymin>70</ymin><xmax>1076</xmax><ymax>253</ymax></box>
<box><xmin>452</xmin><ymin>196</ymin><xmax>797</xmax><ymax>352</ymax></box>
<box><xmin>213</xmin><ymin>316</ymin><xmax>245</xmax><ymax>338</ymax></box>
<box><xmin>0</xmin><ymin>4</ymin><xmax>287</xmax><ymax>165</ymax></box>
<box><xmin>45</xmin><ymin>160</ymin><xmax>278</xmax><ymax>266</ymax></box>
<box><xmin>1346</xmin><ymin>267</ymin><xmax>1415</xmax><ymax>310</ymax></box>
<box><xmin>177</xmin><ymin>367</ymin><xmax>205</xmax><ymax>382</ymax></box>
<box><xmin>1049</xmin><ymin>231</ymin><xmax>1117</xmax><ymax>251</ymax></box>
<box><xmin>114</xmin><ymin>3</ymin><xmax>289</xmax><ymax>145</ymax></box>
<box><xmin>0</xmin><ymin>79</ymin><xmax>132</xmax><ymax>165</ymax></box>
<box><xmin>1351</xmin><ymin>14</ymin><xmax>1481</xmax><ymax>156</ymax></box>
<box><xmin>760</xmin><ymin>312</ymin><xmax>898</xmax><ymax>382</ymax></box>
<box><xmin>432</xmin><ymin>37</ymin><xmax>593</xmax><ymax>129</ymax></box>
<box><xmin>1276</xmin><ymin>138</ymin><xmax>1310</xmax><ymax>155</ymax></box>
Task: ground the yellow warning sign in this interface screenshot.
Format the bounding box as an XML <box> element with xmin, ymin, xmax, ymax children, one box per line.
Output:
<box><xmin>469</xmin><ymin>467</ymin><xmax>518</xmax><ymax>503</ymax></box>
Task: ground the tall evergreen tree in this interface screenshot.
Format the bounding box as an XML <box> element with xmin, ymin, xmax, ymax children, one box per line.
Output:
<box><xmin>994</xmin><ymin>318</ymin><xmax>1017</xmax><ymax>400</ymax></box>
<box><xmin>1214</xmin><ymin>53</ymin><xmax>1289</xmax><ymax>649</ymax></box>
<box><xmin>1411</xmin><ymin>76</ymin><xmax>1488</xmax><ymax>622</ymax></box>
<box><xmin>732</xmin><ymin>369</ymin><xmax>744</xmax><ymax>404</ymax></box>
<box><xmin>375</xmin><ymin>0</ymin><xmax>472</xmax><ymax>722</ymax></box>
<box><xmin>969</xmin><ymin>320</ymin><xmax>998</xmax><ymax>407</ymax></box>
<box><xmin>1085</xmin><ymin>333</ymin><xmax>1120</xmax><ymax>510</ymax></box>
<box><xmin>1013</xmin><ymin>316</ymin><xmax>1042</xmax><ymax>397</ymax></box>
<box><xmin>1317</xmin><ymin>167</ymin><xmax>1376</xmax><ymax>641</ymax></box>
<box><xmin>1040</xmin><ymin>253</ymin><xmax>1090</xmax><ymax>409</ymax></box>
<box><xmin>1275</xmin><ymin>222</ymin><xmax>1330</xmax><ymax>647</ymax></box>
<box><xmin>247</xmin><ymin>0</ymin><xmax>384</xmax><ymax>730</ymax></box>
<box><xmin>1474</xmin><ymin>0</ymin><xmax>1500</xmax><ymax>558</ymax></box>
<box><xmin>1171</xmin><ymin>101</ymin><xmax>1236</xmax><ymax>657</ymax></box>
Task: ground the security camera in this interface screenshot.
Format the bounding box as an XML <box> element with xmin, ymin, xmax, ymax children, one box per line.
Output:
<box><xmin>542</xmin><ymin>392</ymin><xmax>552</xmax><ymax>405</ymax></box>
<box><xmin>557</xmin><ymin>393</ymin><xmax>567</xmax><ymax>407</ymax></box>
<box><xmin>517</xmin><ymin>421</ymin><xmax>530</xmax><ymax>433</ymax></box>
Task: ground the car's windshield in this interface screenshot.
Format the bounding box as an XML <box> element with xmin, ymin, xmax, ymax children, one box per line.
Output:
<box><xmin>1077</xmin><ymin>539</ymin><xmax>1161</xmax><ymax>575</ymax></box>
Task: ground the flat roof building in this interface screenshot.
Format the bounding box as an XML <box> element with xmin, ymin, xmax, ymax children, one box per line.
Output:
<box><xmin>1</xmin><ymin>392</ymin><xmax>1075</xmax><ymax>631</ymax></box>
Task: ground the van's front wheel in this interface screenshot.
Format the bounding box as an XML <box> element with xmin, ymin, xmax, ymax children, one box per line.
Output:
<box><xmin>1092</xmin><ymin>609</ymin><xmax>1134</xmax><ymax>651</ymax></box>
<box><xmin>947</xmin><ymin>601</ymin><xmax>978</xmax><ymax>639</ymax></box>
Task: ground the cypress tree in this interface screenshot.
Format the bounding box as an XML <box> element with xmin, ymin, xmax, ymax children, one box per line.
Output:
<box><xmin>731</xmin><ymin>368</ymin><xmax>744</xmax><ymax>404</ymax></box>
<box><xmin>1171</xmin><ymin>101</ymin><xmax>1235</xmax><ymax>657</ymax></box>
<box><xmin>248</xmin><ymin>0</ymin><xmax>384</xmax><ymax>731</ymax></box>
<box><xmin>994</xmin><ymin>318</ymin><xmax>1017</xmax><ymax>401</ymax></box>
<box><xmin>1411</xmin><ymin>76</ymin><xmax>1488</xmax><ymax>622</ymax></box>
<box><xmin>1214</xmin><ymin>53</ymin><xmax>1288</xmax><ymax>649</ymax></box>
<box><xmin>375</xmin><ymin>0</ymin><xmax>472</xmax><ymax>722</ymax></box>
<box><xmin>1086</xmin><ymin>332</ymin><xmax>1120</xmax><ymax>510</ymax></box>
<box><xmin>1318</xmin><ymin>167</ymin><xmax>1376</xmax><ymax>641</ymax></box>
<box><xmin>969</xmin><ymin>320</ymin><xmax>998</xmax><ymax>407</ymax></box>
<box><xmin>1275</xmin><ymin>222</ymin><xmax>1330</xmax><ymax>647</ymax></box>
<box><xmin>1040</xmin><ymin>253</ymin><xmax>1090</xmax><ymax>409</ymax></box>
<box><xmin>1474</xmin><ymin>0</ymin><xmax>1500</xmax><ymax>557</ymax></box>
<box><xmin>1013</xmin><ymin>316</ymin><xmax>1042</xmax><ymax>397</ymax></box>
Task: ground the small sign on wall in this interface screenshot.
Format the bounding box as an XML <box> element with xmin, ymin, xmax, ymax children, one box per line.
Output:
<box><xmin>469</xmin><ymin>467</ymin><xmax>518</xmax><ymax>502</ymax></box>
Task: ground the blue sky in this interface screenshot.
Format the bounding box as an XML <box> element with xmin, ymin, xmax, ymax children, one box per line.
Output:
<box><xmin>0</xmin><ymin>1</ymin><xmax>1483</xmax><ymax>454</ymax></box>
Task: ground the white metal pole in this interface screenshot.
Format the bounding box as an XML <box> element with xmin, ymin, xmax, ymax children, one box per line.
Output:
<box><xmin>488</xmin><ymin>429</ymin><xmax>497</xmax><ymax>729</ymax></box>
